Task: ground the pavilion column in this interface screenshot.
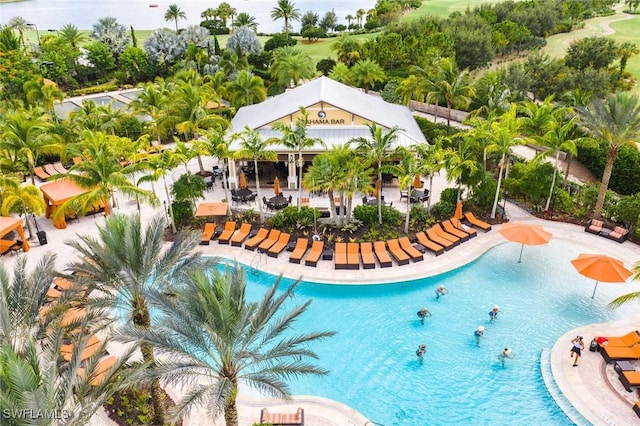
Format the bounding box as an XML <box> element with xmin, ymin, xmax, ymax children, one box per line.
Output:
<box><xmin>287</xmin><ymin>154</ymin><xmax>297</xmax><ymax>189</ymax></box>
<box><xmin>228</xmin><ymin>159</ymin><xmax>238</xmax><ymax>189</ymax></box>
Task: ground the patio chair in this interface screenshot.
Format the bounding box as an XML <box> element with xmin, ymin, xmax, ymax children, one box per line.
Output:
<box><xmin>77</xmin><ymin>355</ymin><xmax>116</xmax><ymax>386</ymax></box>
<box><xmin>599</xmin><ymin>344</ymin><xmax>640</xmax><ymax>363</ymax></box>
<box><xmin>200</xmin><ymin>223</ymin><xmax>216</xmax><ymax>245</ymax></box>
<box><xmin>442</xmin><ymin>220</ymin><xmax>470</xmax><ymax>242</ymax></box>
<box><xmin>585</xmin><ymin>219</ymin><xmax>603</xmax><ymax>235</ymax></box>
<box><xmin>398</xmin><ymin>237</ymin><xmax>424</xmax><ymax>262</ymax></box>
<box><xmin>347</xmin><ymin>242</ymin><xmax>360</xmax><ymax>269</ymax></box>
<box><xmin>598</xmin><ymin>330</ymin><xmax>640</xmax><ymax>349</ymax></box>
<box><xmin>464</xmin><ymin>212</ymin><xmax>492</xmax><ymax>232</ymax></box>
<box><xmin>304</xmin><ymin>240</ymin><xmax>324</xmax><ymax>267</ymax></box>
<box><xmin>360</xmin><ymin>242</ymin><xmax>376</xmax><ymax>269</ymax></box>
<box><xmin>34</xmin><ymin>166</ymin><xmax>50</xmax><ymax>181</ymax></box>
<box><xmin>373</xmin><ymin>241</ymin><xmax>392</xmax><ymax>268</ymax></box>
<box><xmin>606</xmin><ymin>226</ymin><xmax>629</xmax><ymax>243</ymax></box>
<box><xmin>260</xmin><ymin>407</ymin><xmax>304</xmax><ymax>425</ymax></box>
<box><xmin>53</xmin><ymin>162</ymin><xmax>68</xmax><ymax>174</ymax></box>
<box><xmin>217</xmin><ymin>221</ymin><xmax>237</xmax><ymax>244</ymax></box>
<box><xmin>386</xmin><ymin>239</ymin><xmax>410</xmax><ymax>266</ymax></box>
<box><xmin>258</xmin><ymin>229</ymin><xmax>281</xmax><ymax>253</ymax></box>
<box><xmin>433</xmin><ymin>223</ymin><xmax>461</xmax><ymax>245</ymax></box>
<box><xmin>450</xmin><ymin>217</ymin><xmax>477</xmax><ymax>238</ymax></box>
<box><xmin>289</xmin><ymin>238</ymin><xmax>309</xmax><ymax>264</ymax></box>
<box><xmin>267</xmin><ymin>233</ymin><xmax>290</xmax><ymax>258</ymax></box>
<box><xmin>334</xmin><ymin>242</ymin><xmax>348</xmax><ymax>270</ymax></box>
<box><xmin>230</xmin><ymin>223</ymin><xmax>252</xmax><ymax>247</ymax></box>
<box><xmin>44</xmin><ymin>163</ymin><xmax>59</xmax><ymax>176</ymax></box>
<box><xmin>425</xmin><ymin>227</ymin><xmax>456</xmax><ymax>251</ymax></box>
<box><xmin>619</xmin><ymin>371</ymin><xmax>640</xmax><ymax>392</ymax></box>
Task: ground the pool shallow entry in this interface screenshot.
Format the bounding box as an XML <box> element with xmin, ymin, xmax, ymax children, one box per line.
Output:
<box><xmin>230</xmin><ymin>240</ymin><xmax>636</xmax><ymax>425</ymax></box>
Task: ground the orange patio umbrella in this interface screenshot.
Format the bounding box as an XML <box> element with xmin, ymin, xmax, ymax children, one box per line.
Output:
<box><xmin>571</xmin><ymin>253</ymin><xmax>632</xmax><ymax>298</ymax></box>
<box><xmin>413</xmin><ymin>175</ymin><xmax>422</xmax><ymax>189</ymax></box>
<box><xmin>454</xmin><ymin>200</ymin><xmax>463</xmax><ymax>220</ymax></box>
<box><xmin>238</xmin><ymin>171</ymin><xmax>247</xmax><ymax>189</ymax></box>
<box><xmin>499</xmin><ymin>221</ymin><xmax>552</xmax><ymax>263</ymax></box>
<box><xmin>273</xmin><ymin>177</ymin><xmax>280</xmax><ymax>197</ymax></box>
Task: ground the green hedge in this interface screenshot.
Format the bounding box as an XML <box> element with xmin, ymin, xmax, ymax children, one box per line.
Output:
<box><xmin>577</xmin><ymin>142</ymin><xmax>640</xmax><ymax>196</ymax></box>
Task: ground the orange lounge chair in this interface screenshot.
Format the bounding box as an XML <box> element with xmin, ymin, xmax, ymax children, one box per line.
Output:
<box><xmin>53</xmin><ymin>162</ymin><xmax>68</xmax><ymax>174</ymax></box>
<box><xmin>200</xmin><ymin>223</ymin><xmax>216</xmax><ymax>245</ymax></box>
<box><xmin>34</xmin><ymin>166</ymin><xmax>50</xmax><ymax>181</ymax></box>
<box><xmin>450</xmin><ymin>217</ymin><xmax>477</xmax><ymax>238</ymax></box>
<box><xmin>360</xmin><ymin>242</ymin><xmax>376</xmax><ymax>269</ymax></box>
<box><xmin>347</xmin><ymin>242</ymin><xmax>360</xmax><ymax>269</ymax></box>
<box><xmin>415</xmin><ymin>232</ymin><xmax>445</xmax><ymax>256</ymax></box>
<box><xmin>373</xmin><ymin>241</ymin><xmax>392</xmax><ymax>268</ymax></box>
<box><xmin>464</xmin><ymin>212</ymin><xmax>492</xmax><ymax>232</ymax></box>
<box><xmin>260</xmin><ymin>407</ymin><xmax>304</xmax><ymax>425</ymax></box>
<box><xmin>425</xmin><ymin>228</ymin><xmax>456</xmax><ymax>251</ymax></box>
<box><xmin>432</xmin><ymin>223</ymin><xmax>461</xmax><ymax>245</ymax></box>
<box><xmin>386</xmin><ymin>239</ymin><xmax>410</xmax><ymax>265</ymax></box>
<box><xmin>217</xmin><ymin>221</ymin><xmax>237</xmax><ymax>244</ymax></box>
<box><xmin>398</xmin><ymin>237</ymin><xmax>424</xmax><ymax>262</ymax></box>
<box><xmin>78</xmin><ymin>355</ymin><xmax>116</xmax><ymax>386</ymax></box>
<box><xmin>334</xmin><ymin>242</ymin><xmax>348</xmax><ymax>270</ymax></box>
<box><xmin>599</xmin><ymin>331</ymin><xmax>640</xmax><ymax>348</ymax></box>
<box><xmin>305</xmin><ymin>240</ymin><xmax>324</xmax><ymax>267</ymax></box>
<box><xmin>442</xmin><ymin>220</ymin><xmax>470</xmax><ymax>242</ymax></box>
<box><xmin>258</xmin><ymin>229</ymin><xmax>281</xmax><ymax>253</ymax></box>
<box><xmin>230</xmin><ymin>223</ymin><xmax>252</xmax><ymax>246</ymax></box>
<box><xmin>619</xmin><ymin>371</ymin><xmax>640</xmax><ymax>392</ymax></box>
<box><xmin>245</xmin><ymin>228</ymin><xmax>269</xmax><ymax>251</ymax></box>
<box><xmin>267</xmin><ymin>233</ymin><xmax>290</xmax><ymax>258</ymax></box>
<box><xmin>44</xmin><ymin>163</ymin><xmax>59</xmax><ymax>176</ymax></box>
<box><xmin>289</xmin><ymin>239</ymin><xmax>309</xmax><ymax>264</ymax></box>
<box><xmin>60</xmin><ymin>335</ymin><xmax>102</xmax><ymax>362</ymax></box>
<box><xmin>600</xmin><ymin>344</ymin><xmax>640</xmax><ymax>363</ymax></box>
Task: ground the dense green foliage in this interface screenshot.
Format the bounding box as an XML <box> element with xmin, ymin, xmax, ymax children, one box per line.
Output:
<box><xmin>577</xmin><ymin>141</ymin><xmax>640</xmax><ymax>196</ymax></box>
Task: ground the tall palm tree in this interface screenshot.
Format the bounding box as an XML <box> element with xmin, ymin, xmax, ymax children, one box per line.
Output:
<box><xmin>216</xmin><ymin>2</ymin><xmax>237</xmax><ymax>27</ymax></box>
<box><xmin>577</xmin><ymin>92</ymin><xmax>640</xmax><ymax>219</ymax></box>
<box><xmin>302</xmin><ymin>152</ymin><xmax>340</xmax><ymax>221</ymax></box>
<box><xmin>270</xmin><ymin>107</ymin><xmax>324</xmax><ymax>210</ymax></box>
<box><xmin>232</xmin><ymin>126</ymin><xmax>278</xmax><ymax>223</ymax></box>
<box><xmin>269</xmin><ymin>45</ymin><xmax>316</xmax><ymax>88</ymax></box>
<box><xmin>429</xmin><ymin>57</ymin><xmax>476</xmax><ymax>129</ymax></box>
<box><xmin>443</xmin><ymin>135</ymin><xmax>481</xmax><ymax>202</ymax></box>
<box><xmin>129</xmin><ymin>79</ymin><xmax>171</xmax><ymax>142</ymax></box>
<box><xmin>225</xmin><ymin>70</ymin><xmax>267</xmax><ymax>108</ymax></box>
<box><xmin>58</xmin><ymin>23</ymin><xmax>86</xmax><ymax>48</ymax></box>
<box><xmin>350</xmin><ymin>58</ymin><xmax>386</xmax><ymax>93</ymax></box>
<box><xmin>356</xmin><ymin>8</ymin><xmax>366</xmax><ymax>28</ymax></box>
<box><xmin>60</xmin><ymin>130</ymin><xmax>157</xmax><ymax>217</ymax></box>
<box><xmin>270</xmin><ymin>0</ymin><xmax>301</xmax><ymax>37</ymax></box>
<box><xmin>350</xmin><ymin>123</ymin><xmax>401</xmax><ymax>225</ymax></box>
<box><xmin>23</xmin><ymin>76</ymin><xmax>65</xmax><ymax>115</ymax></box>
<box><xmin>114</xmin><ymin>264</ymin><xmax>334</xmax><ymax>426</ymax></box>
<box><xmin>233</xmin><ymin>12</ymin><xmax>258</xmax><ymax>31</ymax></box>
<box><xmin>345</xmin><ymin>14</ymin><xmax>355</xmax><ymax>30</ymax></box>
<box><xmin>7</xmin><ymin>16</ymin><xmax>29</xmax><ymax>50</ymax></box>
<box><xmin>0</xmin><ymin>109</ymin><xmax>61</xmax><ymax>185</ymax></box>
<box><xmin>330</xmin><ymin>35</ymin><xmax>362</xmax><ymax>66</ymax></box>
<box><xmin>65</xmin><ymin>213</ymin><xmax>219</xmax><ymax>426</ymax></box>
<box><xmin>165</xmin><ymin>3</ymin><xmax>187</xmax><ymax>31</ymax></box>
<box><xmin>196</xmin><ymin>129</ymin><xmax>233</xmax><ymax>215</ymax></box>
<box><xmin>414</xmin><ymin>139</ymin><xmax>446</xmax><ymax>214</ymax></box>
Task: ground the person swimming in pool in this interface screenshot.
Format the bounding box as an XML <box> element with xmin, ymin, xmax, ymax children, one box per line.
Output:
<box><xmin>435</xmin><ymin>286</ymin><xmax>448</xmax><ymax>300</ymax></box>
<box><xmin>489</xmin><ymin>305</ymin><xmax>500</xmax><ymax>322</ymax></box>
<box><xmin>474</xmin><ymin>326</ymin><xmax>485</xmax><ymax>346</ymax></box>
<box><xmin>498</xmin><ymin>348</ymin><xmax>513</xmax><ymax>367</ymax></box>
<box><xmin>417</xmin><ymin>306</ymin><xmax>431</xmax><ymax>324</ymax></box>
<box><xmin>416</xmin><ymin>344</ymin><xmax>427</xmax><ymax>362</ymax></box>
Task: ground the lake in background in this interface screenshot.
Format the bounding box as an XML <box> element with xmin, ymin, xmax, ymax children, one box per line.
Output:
<box><xmin>0</xmin><ymin>0</ymin><xmax>374</xmax><ymax>34</ymax></box>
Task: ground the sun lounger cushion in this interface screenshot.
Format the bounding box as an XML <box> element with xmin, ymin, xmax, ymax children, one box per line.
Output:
<box><xmin>34</xmin><ymin>166</ymin><xmax>50</xmax><ymax>181</ymax></box>
<box><xmin>267</xmin><ymin>233</ymin><xmax>290</xmax><ymax>257</ymax></box>
<box><xmin>451</xmin><ymin>217</ymin><xmax>477</xmax><ymax>238</ymax></box>
<box><xmin>600</xmin><ymin>331</ymin><xmax>640</xmax><ymax>348</ymax></box>
<box><xmin>289</xmin><ymin>239</ymin><xmax>309</xmax><ymax>264</ymax></box>
<box><xmin>245</xmin><ymin>228</ymin><xmax>269</xmax><ymax>250</ymax></box>
<box><xmin>442</xmin><ymin>220</ymin><xmax>470</xmax><ymax>241</ymax></box>
<box><xmin>600</xmin><ymin>344</ymin><xmax>640</xmax><ymax>363</ymax></box>
<box><xmin>398</xmin><ymin>237</ymin><xmax>424</xmax><ymax>262</ymax></box>
<box><xmin>217</xmin><ymin>221</ymin><xmax>237</xmax><ymax>244</ymax></box>
<box><xmin>258</xmin><ymin>229</ymin><xmax>281</xmax><ymax>252</ymax></box>
<box><xmin>347</xmin><ymin>243</ymin><xmax>360</xmax><ymax>269</ymax></box>
<box><xmin>61</xmin><ymin>335</ymin><xmax>102</xmax><ymax>362</ymax></box>
<box><xmin>585</xmin><ymin>219</ymin><xmax>603</xmax><ymax>234</ymax></box>
<box><xmin>607</xmin><ymin>226</ymin><xmax>629</xmax><ymax>243</ymax></box>
<box><xmin>433</xmin><ymin>223</ymin><xmax>461</xmax><ymax>245</ymax></box>
<box><xmin>334</xmin><ymin>242</ymin><xmax>348</xmax><ymax>269</ymax></box>
<box><xmin>425</xmin><ymin>228</ymin><xmax>455</xmax><ymax>250</ymax></box>
<box><xmin>77</xmin><ymin>355</ymin><xmax>116</xmax><ymax>386</ymax></box>
<box><xmin>260</xmin><ymin>407</ymin><xmax>304</xmax><ymax>425</ymax></box>
<box><xmin>619</xmin><ymin>371</ymin><xmax>640</xmax><ymax>392</ymax></box>
<box><xmin>373</xmin><ymin>241</ymin><xmax>392</xmax><ymax>268</ymax></box>
<box><xmin>415</xmin><ymin>232</ymin><xmax>445</xmax><ymax>256</ymax></box>
<box><xmin>230</xmin><ymin>223</ymin><xmax>252</xmax><ymax>246</ymax></box>
<box><xmin>464</xmin><ymin>212</ymin><xmax>492</xmax><ymax>232</ymax></box>
<box><xmin>360</xmin><ymin>242</ymin><xmax>376</xmax><ymax>269</ymax></box>
<box><xmin>387</xmin><ymin>239</ymin><xmax>410</xmax><ymax>265</ymax></box>
<box><xmin>305</xmin><ymin>240</ymin><xmax>324</xmax><ymax>267</ymax></box>
<box><xmin>200</xmin><ymin>223</ymin><xmax>216</xmax><ymax>245</ymax></box>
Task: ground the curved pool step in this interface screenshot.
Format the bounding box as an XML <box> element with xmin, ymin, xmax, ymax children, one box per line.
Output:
<box><xmin>540</xmin><ymin>348</ymin><xmax>590</xmax><ymax>426</ymax></box>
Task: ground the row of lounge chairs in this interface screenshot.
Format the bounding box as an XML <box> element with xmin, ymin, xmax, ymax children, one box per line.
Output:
<box><xmin>40</xmin><ymin>277</ymin><xmax>115</xmax><ymax>387</ymax></box>
<box><xmin>34</xmin><ymin>161</ymin><xmax>74</xmax><ymax>181</ymax></box>
<box><xmin>585</xmin><ymin>219</ymin><xmax>629</xmax><ymax>243</ymax></box>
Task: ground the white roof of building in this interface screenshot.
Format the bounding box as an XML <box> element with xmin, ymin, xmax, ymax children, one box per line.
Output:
<box><xmin>228</xmin><ymin>76</ymin><xmax>426</xmax><ymax>150</ymax></box>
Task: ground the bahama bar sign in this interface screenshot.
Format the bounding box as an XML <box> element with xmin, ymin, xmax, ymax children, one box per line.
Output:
<box><xmin>307</xmin><ymin>110</ymin><xmax>345</xmax><ymax>125</ymax></box>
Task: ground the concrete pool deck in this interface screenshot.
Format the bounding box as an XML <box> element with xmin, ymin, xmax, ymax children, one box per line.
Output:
<box><xmin>3</xmin><ymin>157</ymin><xmax>640</xmax><ymax>425</ymax></box>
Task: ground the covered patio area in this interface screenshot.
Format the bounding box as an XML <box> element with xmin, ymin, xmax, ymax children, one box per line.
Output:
<box><xmin>0</xmin><ymin>216</ymin><xmax>30</xmax><ymax>253</ymax></box>
<box><xmin>40</xmin><ymin>179</ymin><xmax>90</xmax><ymax>229</ymax></box>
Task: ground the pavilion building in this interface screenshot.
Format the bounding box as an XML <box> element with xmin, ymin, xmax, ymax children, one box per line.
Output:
<box><xmin>226</xmin><ymin>76</ymin><xmax>426</xmax><ymax>189</ymax></box>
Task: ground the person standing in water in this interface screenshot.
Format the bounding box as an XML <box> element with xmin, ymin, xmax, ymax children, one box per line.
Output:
<box><xmin>417</xmin><ymin>307</ymin><xmax>431</xmax><ymax>324</ymax></box>
<box><xmin>435</xmin><ymin>286</ymin><xmax>448</xmax><ymax>300</ymax></box>
<box><xmin>474</xmin><ymin>326</ymin><xmax>485</xmax><ymax>346</ymax></box>
<box><xmin>498</xmin><ymin>348</ymin><xmax>513</xmax><ymax>367</ymax></box>
<box><xmin>416</xmin><ymin>344</ymin><xmax>427</xmax><ymax>362</ymax></box>
<box><xmin>489</xmin><ymin>305</ymin><xmax>500</xmax><ymax>322</ymax></box>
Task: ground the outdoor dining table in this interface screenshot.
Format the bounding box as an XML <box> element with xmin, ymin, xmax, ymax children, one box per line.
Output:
<box><xmin>410</xmin><ymin>189</ymin><xmax>428</xmax><ymax>203</ymax></box>
<box><xmin>269</xmin><ymin>196</ymin><xmax>289</xmax><ymax>210</ymax></box>
<box><xmin>234</xmin><ymin>189</ymin><xmax>255</xmax><ymax>202</ymax></box>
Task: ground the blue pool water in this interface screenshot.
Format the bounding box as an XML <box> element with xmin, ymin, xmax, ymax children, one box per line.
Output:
<box><xmin>242</xmin><ymin>240</ymin><xmax>636</xmax><ymax>425</ymax></box>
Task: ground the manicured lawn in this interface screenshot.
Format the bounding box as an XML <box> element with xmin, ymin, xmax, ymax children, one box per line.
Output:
<box><xmin>403</xmin><ymin>0</ymin><xmax>509</xmax><ymax>21</ymax></box>
<box><xmin>606</xmin><ymin>15</ymin><xmax>640</xmax><ymax>93</ymax></box>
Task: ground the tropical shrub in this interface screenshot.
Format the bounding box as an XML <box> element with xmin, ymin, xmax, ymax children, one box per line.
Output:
<box><xmin>353</xmin><ymin>204</ymin><xmax>402</xmax><ymax>226</ymax></box>
<box><xmin>268</xmin><ymin>206</ymin><xmax>317</xmax><ymax>230</ymax></box>
<box><xmin>610</xmin><ymin>193</ymin><xmax>640</xmax><ymax>232</ymax></box>
<box><xmin>577</xmin><ymin>142</ymin><xmax>640</xmax><ymax>196</ymax></box>
<box><xmin>264</xmin><ymin>33</ymin><xmax>297</xmax><ymax>51</ymax></box>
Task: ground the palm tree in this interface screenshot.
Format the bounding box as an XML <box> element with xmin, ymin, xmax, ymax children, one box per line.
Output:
<box><xmin>302</xmin><ymin>152</ymin><xmax>340</xmax><ymax>221</ymax></box>
<box><xmin>60</xmin><ymin>130</ymin><xmax>157</xmax><ymax>218</ymax></box>
<box><xmin>350</xmin><ymin>59</ymin><xmax>386</xmax><ymax>93</ymax></box>
<box><xmin>129</xmin><ymin>79</ymin><xmax>171</xmax><ymax>142</ymax></box>
<box><xmin>350</xmin><ymin>123</ymin><xmax>401</xmax><ymax>225</ymax></box>
<box><xmin>226</xmin><ymin>70</ymin><xmax>267</xmax><ymax>108</ymax></box>
<box><xmin>65</xmin><ymin>213</ymin><xmax>219</xmax><ymax>426</ymax></box>
<box><xmin>232</xmin><ymin>126</ymin><xmax>278</xmax><ymax>223</ymax></box>
<box><xmin>0</xmin><ymin>109</ymin><xmax>61</xmax><ymax>185</ymax></box>
<box><xmin>7</xmin><ymin>16</ymin><xmax>29</xmax><ymax>49</ymax></box>
<box><xmin>217</xmin><ymin>2</ymin><xmax>237</xmax><ymax>27</ymax></box>
<box><xmin>114</xmin><ymin>264</ymin><xmax>334</xmax><ymax>426</ymax></box>
<box><xmin>414</xmin><ymin>140</ymin><xmax>446</xmax><ymax>214</ymax></box>
<box><xmin>270</xmin><ymin>107</ymin><xmax>324</xmax><ymax>211</ymax></box>
<box><xmin>136</xmin><ymin>149</ymin><xmax>181</xmax><ymax>232</ymax></box>
<box><xmin>443</xmin><ymin>135</ymin><xmax>481</xmax><ymax>202</ymax></box>
<box><xmin>23</xmin><ymin>76</ymin><xmax>65</xmax><ymax>114</ymax></box>
<box><xmin>356</xmin><ymin>8</ymin><xmax>366</xmax><ymax>28</ymax></box>
<box><xmin>165</xmin><ymin>3</ymin><xmax>187</xmax><ymax>31</ymax></box>
<box><xmin>429</xmin><ymin>57</ymin><xmax>476</xmax><ymax>129</ymax></box>
<box><xmin>270</xmin><ymin>0</ymin><xmax>301</xmax><ymax>37</ymax></box>
<box><xmin>270</xmin><ymin>45</ymin><xmax>316</xmax><ymax>88</ymax></box>
<box><xmin>233</xmin><ymin>12</ymin><xmax>258</xmax><ymax>31</ymax></box>
<box><xmin>330</xmin><ymin>35</ymin><xmax>362</xmax><ymax>66</ymax></box>
<box><xmin>58</xmin><ymin>23</ymin><xmax>86</xmax><ymax>48</ymax></box>
<box><xmin>577</xmin><ymin>92</ymin><xmax>640</xmax><ymax>219</ymax></box>
<box><xmin>345</xmin><ymin>14</ymin><xmax>355</xmax><ymax>30</ymax></box>
<box><xmin>1</xmin><ymin>182</ymin><xmax>45</xmax><ymax>239</ymax></box>
<box><xmin>198</xmin><ymin>129</ymin><xmax>233</xmax><ymax>215</ymax></box>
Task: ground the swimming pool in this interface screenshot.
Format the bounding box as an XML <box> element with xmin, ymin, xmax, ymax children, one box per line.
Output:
<box><xmin>243</xmin><ymin>240</ymin><xmax>636</xmax><ymax>425</ymax></box>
